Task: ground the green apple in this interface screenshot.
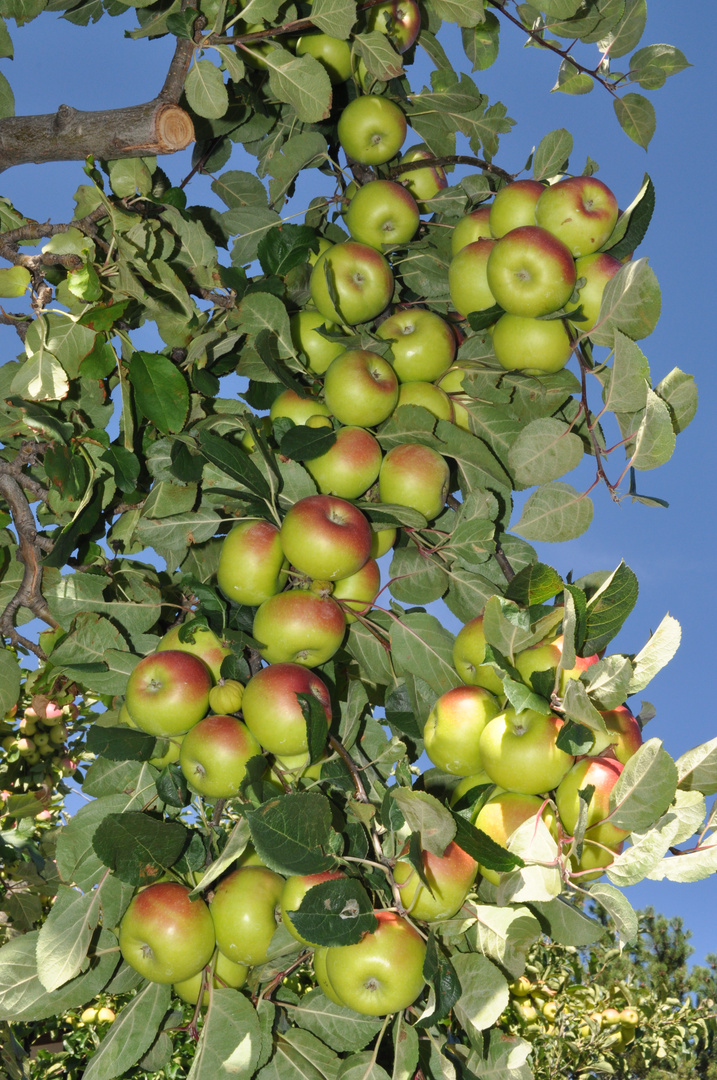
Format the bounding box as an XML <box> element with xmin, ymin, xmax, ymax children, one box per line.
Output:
<box><xmin>451</xmin><ymin>207</ymin><xmax>492</xmax><ymax>255</ymax></box>
<box><xmin>565</xmin><ymin>251</ymin><xmax>623</xmax><ymax>332</ymax></box>
<box><xmin>365</xmin><ymin>0</ymin><xmax>421</xmax><ymax>53</ymax></box>
<box><xmin>556</xmin><ymin>757</ymin><xmax>628</xmax><ymax>848</ymax></box>
<box><xmin>437</xmin><ymin>366</ymin><xmax>473</xmax><ymax>432</ymax></box>
<box><xmin>208</xmin><ymin>679</ymin><xmax>244</xmax><ymax>714</ymax></box>
<box><xmin>570</xmin><ymin>830</ymin><xmax>624</xmax><ymax>881</ymax></box>
<box><xmin>323</xmin><ymin>349</ymin><xmax>399</xmax><ymax>428</ymax></box>
<box><xmin>478</xmin><ymin>708</ymin><xmax>574</xmax><ymax>794</ymax></box>
<box><xmin>448</xmin><ymin>238</ymin><xmax>497</xmax><ymax>316</ymax></box>
<box><xmin>370</xmin><ymin>527</ymin><xmax>397</xmax><ymax>559</ymax></box>
<box><xmin>157</xmin><ymin>623</ymin><xmax>231</xmax><ymax>684</ymax></box>
<box><xmin>393</xmin><ymin>840</ymin><xmax>478</xmax><ymax>920</ymax></box>
<box><xmin>310</xmin><ymin>242</ymin><xmax>394</xmax><ymax>326</ymax></box>
<box><xmin>270</xmin><ymin>388</ymin><xmax>331</xmax><ymax>425</ymax></box>
<box><xmin>331</xmin><ymin>558</ymin><xmax>380</xmax><ymax>623</ymax></box>
<box><xmin>119</xmin><ymin>882</ymin><xmax>216</xmax><ymax>984</ymax></box>
<box><xmin>149</xmin><ymin>733</ymin><xmax>183</xmax><ymax>769</ymax></box>
<box><xmin>345</xmin><ymin>179</ymin><xmax>420</xmax><ymax>249</ymax></box>
<box><xmin>489</xmin><ymin>179</ymin><xmax>545</xmax><ymax>237</ymax></box>
<box><xmin>378</xmin><ymin>442</ymin><xmax>450</xmax><ymax>520</ymax></box>
<box><xmin>210</xmin><ymin>866</ymin><xmax>285</xmax><ymax>967</ymax></box>
<box><xmin>173</xmin><ymin>950</ymin><xmax>249</xmax><ymax>1006</ymax></box>
<box><xmin>472</xmin><ymin>791</ymin><xmax>557</xmax><ymax>885</ymax></box>
<box><xmin>280</xmin><ymin>494</ymin><xmax>372</xmax><ymax>581</ymax></box>
<box><xmin>313</xmin><ymin>946</ymin><xmax>346</xmax><ymax>1005</ymax></box>
<box><xmin>397</xmin><ymin>144</ymin><xmax>447</xmax><ymax>210</ymax></box>
<box><xmin>323</xmin><ymin>910</ymin><xmax>426</xmax><ymax>1015</ymax></box>
<box><xmin>306</xmin><ymin>426</ymin><xmax>383</xmax><ymax>500</ymax></box>
<box><xmin>535</xmin><ymin>176</ymin><xmax>619</xmax><ymax>257</ymax></box>
<box><xmin>492</xmin><ymin>313</ymin><xmax>573</xmax><ymax>374</ymax></box>
<box><xmin>252</xmin><ymin>589</ymin><xmax>346</xmax><ymax>667</ymax></box>
<box><xmin>486</xmin><ymin>226</ymin><xmax>576</xmax><ymax>317</ymax></box>
<box><xmin>452</xmin><ymin>616</ymin><xmax>505</xmax><ymax>697</ymax></box>
<box><xmin>376</xmin><ymin>307</ymin><xmax>456</xmax><ymax>383</ymax></box>
<box><xmin>337</xmin><ymin>96</ymin><xmax>407</xmax><ymax>166</ymax></box>
<box><xmin>125</xmin><ymin>650</ymin><xmax>212</xmax><ymax>737</ymax></box>
<box><xmin>280</xmin><ymin>870</ymin><xmax>346</xmax><ymax>944</ymax></box>
<box><xmin>179</xmin><ymin>714</ymin><xmax>262</xmax><ymax>798</ymax></box>
<box><xmin>449</xmin><ymin>770</ymin><xmax>500</xmax><ymax>806</ymax></box>
<box><xmin>295</xmin><ymin>32</ymin><xmax>351</xmax><ymax>84</ymax></box>
<box><xmin>290</xmin><ymin>309</ymin><xmax>344</xmax><ymax>375</ymax></box>
<box><xmin>217</xmin><ymin>519</ymin><xmax>289</xmax><ymax>607</ymax></box>
<box><xmin>396</xmin><ymin>380</ymin><xmax>453</xmax><ymax>421</ymax></box>
<box><xmin>241</xmin><ymin>661</ymin><xmax>331</xmax><ymax>758</ymax></box>
<box><xmin>423</xmin><ymin>685</ymin><xmax>501</xmax><ymax>775</ymax></box>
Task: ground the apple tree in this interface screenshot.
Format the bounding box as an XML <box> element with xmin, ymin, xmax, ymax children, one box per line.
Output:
<box><xmin>0</xmin><ymin>2</ymin><xmax>713</xmax><ymax>1079</ymax></box>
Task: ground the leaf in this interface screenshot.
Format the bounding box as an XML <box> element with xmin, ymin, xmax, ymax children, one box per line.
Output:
<box><xmin>528</xmin><ymin>897</ymin><xmax>605</xmax><ymax>945</ymax></box>
<box><xmin>35</xmin><ymin>884</ymin><xmax>100</xmax><ymax>992</ymax></box>
<box><xmin>196</xmin><ymin>429</ymin><xmax>270</xmax><ymax>499</ymax></box>
<box><xmin>186</xmin><ymin>989</ymin><xmax>261</xmax><ymax>1080</ymax></box>
<box><xmin>630</xmin><ymin>389</ymin><xmax>676</xmax><ymax>470</ymax></box>
<box><xmin>451</xmin><ymin>813</ymin><xmax>524</xmax><ymax>875</ymax></box>
<box><xmin>390</xmin><ymin>790</ymin><xmax>456</xmax><ymax>857</ymax></box>
<box><xmin>294</xmin><ymin>988</ymin><xmax>383</xmax><ymax>1051</ymax></box>
<box><xmin>598</xmin><ymin>0</ymin><xmax>646</xmax><ymax>58</ymax></box>
<box><xmin>307</xmin><ymin>0</ymin><xmax>356</xmax><ymax>40</ymax></box>
<box><xmin>266</xmin><ymin>49</ymin><xmax>332</xmax><ymax>123</ymax></box>
<box><xmin>461</xmin><ymin>12</ymin><xmax>500</xmax><ymax>72</ymax></box>
<box><xmin>452</xmin><ymin>952</ymin><xmax>509</xmax><ymax>1035</ymax></box>
<box><xmin>92</xmin><ymin>812</ymin><xmax>189</xmax><ymax>885</ymax></box>
<box><xmin>246</xmin><ymin>792</ymin><xmax>338</xmax><ymax>875</ymax></box>
<box><xmin>589</xmin><ymin>882</ymin><xmax>638</xmax><ymax>946</ymax></box>
<box><xmin>128</xmin><ymin>352</ymin><xmax>189</xmax><ymax>434</ymax></box>
<box><xmin>614</xmin><ymin>92</ymin><xmax>656</xmax><ymax>148</ymax></box>
<box><xmin>646</xmin><ymin>841</ymin><xmax>717</xmax><ymax>884</ymax></box>
<box><xmin>82</xmin><ymin>981</ymin><xmax>172</xmax><ymax>1080</ymax></box>
<box><xmin>470</xmin><ymin>905</ymin><xmax>541</xmax><ymax>979</ymax></box>
<box><xmin>56</xmin><ymin>790</ymin><xmax>159</xmax><ymax>892</ymax></box>
<box><xmin>0</xmin><ymin>266</ymin><xmax>30</xmax><ymax>297</ymax></box>
<box><xmin>336</xmin><ymin>1053</ymin><xmax>390</xmax><ymax>1080</ymax></box>
<box><xmin>0</xmin><ymin>647</ymin><xmax>21</xmax><ymax>716</ymax></box>
<box><xmin>603</xmin><ymin>173</ymin><xmax>655</xmax><ymax>260</ymax></box>
<box><xmin>389</xmin><ymin>612</ymin><xmax>461</xmax><ymax>697</ymax></box>
<box><xmin>186</xmin><ymin>59</ymin><xmax>229</xmax><ymax>119</ymax></box>
<box><xmin>583</xmin><ymin>561</ymin><xmax>639</xmax><ymax>655</ymax></box>
<box><xmin>388</xmin><ymin>546</ymin><xmax>448</xmax><ymax>606</ymax></box>
<box><xmin>352</xmin><ymin>31</ymin><xmax>404</xmax><ymax>82</ymax></box>
<box><xmin>676</xmin><ymin>737</ymin><xmax>717</xmax><ymax>797</ymax></box>
<box><xmin>508</xmin><ymin>418</ymin><xmax>584</xmax><ymax>487</ymax></box>
<box><xmin>504</xmin><ymin>563</ymin><xmax>563</xmax><ymax>607</ymax></box>
<box><xmin>287</xmin><ymin>879</ymin><xmax>377</xmax><ymax>947</ymax></box>
<box><xmin>608</xmin><ymin>737</ymin><xmax>678</xmax><ymax>832</ymax></box>
<box><xmin>589</xmin><ymin>257</ymin><xmax>661</xmax><ymax>346</ymax></box>
<box><xmin>190</xmin><ymin>818</ymin><xmax>252</xmax><ymax>896</ymax></box>
<box><xmin>628</xmin><ymin>614</ymin><xmax>681</xmax><ymax>693</ymax></box>
<box><xmin>532</xmin><ymin>128</ymin><xmax>573</xmax><ymax>180</ymax></box>
<box><xmin>512</xmin><ymin>482</ymin><xmax>594</xmax><ymax>543</ymax></box>
<box><xmin>553</xmin><ymin>58</ymin><xmax>594</xmax><ymax>95</ymax></box>
<box><xmin>0</xmin><ymin>70</ymin><xmax>14</xmax><ymax>118</ymax></box>
<box><xmin>600</xmin><ymin>330</ymin><xmax>650</xmax><ymax>413</ymax></box>
<box><xmin>628</xmin><ymin>43</ymin><xmax>691</xmax><ymax>90</ymax></box>
<box><xmin>10</xmin><ymin>351</ymin><xmax>69</xmax><ymax>401</ymax></box>
<box><xmin>655</xmin><ymin>368</ymin><xmax>698</xmax><ymax>434</ymax></box>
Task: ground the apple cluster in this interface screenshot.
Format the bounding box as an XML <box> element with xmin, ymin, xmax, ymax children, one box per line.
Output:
<box><xmin>1</xmin><ymin>699</ymin><xmax>78</xmax><ymax>816</ymax></box>
<box><xmin>507</xmin><ymin>973</ymin><xmax>640</xmax><ymax>1053</ymax></box>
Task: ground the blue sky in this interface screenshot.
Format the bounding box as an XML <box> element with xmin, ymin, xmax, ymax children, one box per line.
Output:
<box><xmin>1</xmin><ymin>4</ymin><xmax>716</xmax><ymax>964</ymax></box>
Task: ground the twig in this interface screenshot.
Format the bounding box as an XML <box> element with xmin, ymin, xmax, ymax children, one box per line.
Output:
<box><xmin>390</xmin><ymin>153</ymin><xmax>514</xmax><ymax>183</ymax></box>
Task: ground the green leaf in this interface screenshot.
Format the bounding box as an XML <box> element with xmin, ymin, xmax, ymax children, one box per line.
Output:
<box><xmin>352</xmin><ymin>31</ymin><xmax>404</xmax><ymax>82</ymax></box>
<box><xmin>508</xmin><ymin>417</ymin><xmax>584</xmax><ymax>487</ymax></box>
<box><xmin>646</xmin><ymin>841</ymin><xmax>717</xmax><ymax>884</ymax></box>
<box><xmin>85</xmin><ymin>725</ymin><xmax>157</xmax><ymax>762</ymax></box>
<box><xmin>0</xmin><ymin>18</ymin><xmax>13</xmax><ymax>59</ymax></box>
<box><xmin>82</xmin><ymin>982</ymin><xmax>172</xmax><ymax>1080</ymax></box>
<box><xmin>614</xmin><ymin>92</ymin><xmax>656</xmax><ymax>148</ymax></box>
<box><xmin>597</xmin><ymin>0</ymin><xmax>646</xmax><ymax>58</ymax></box>
<box><xmin>196</xmin><ymin>429</ymin><xmax>271</xmax><ymax>500</ymax></box>
<box><xmin>630</xmin><ymin>389</ymin><xmax>676</xmax><ymax>471</ymax></box>
<box><xmin>532</xmin><ymin>128</ymin><xmax>573</xmax><ymax>180</ymax></box>
<box><xmin>452</xmin><ymin>812</ymin><xmax>524</xmax><ymax>875</ymax></box>
<box><xmin>583</xmin><ymin>561</ymin><xmax>639</xmax><ymax>655</ymax></box>
<box><xmin>0</xmin><ymin>265</ymin><xmax>29</xmax><ymax>297</ymax></box>
<box><xmin>287</xmin><ymin>879</ymin><xmax>377</xmax><ymax>947</ymax></box>
<box><xmin>128</xmin><ymin>351</ymin><xmax>189</xmax><ymax>434</ymax></box>
<box><xmin>452</xmin><ymin>952</ymin><xmax>509</xmax><ymax>1035</ymax></box>
<box><xmin>389</xmin><ymin>612</ymin><xmax>461</xmax><ymax>697</ymax></box>
<box><xmin>266</xmin><ymin>48</ymin><xmax>332</xmax><ymax>123</ymax></box>
<box><xmin>309</xmin><ymin>0</ymin><xmax>357</xmax><ymax>39</ymax></box>
<box><xmin>0</xmin><ymin>647</ymin><xmax>21</xmax><ymax>716</ymax></box>
<box><xmin>92</xmin><ymin>812</ymin><xmax>189</xmax><ymax>885</ymax></box>
<box><xmin>628</xmin><ymin>613</ymin><xmax>681</xmax><ymax>694</ymax></box>
<box><xmin>608</xmin><ymin>738</ymin><xmax>678</xmax><ymax>832</ymax></box>
<box><xmin>504</xmin><ymin>563</ymin><xmax>563</xmax><ymax>607</ymax></box>
<box><xmin>280</xmin><ymin>424</ymin><xmax>337</xmax><ymax>462</ymax></box>
<box><xmin>0</xmin><ymin>70</ymin><xmax>14</xmax><ymax>118</ymax></box>
<box><xmin>431</xmin><ymin>0</ymin><xmax>486</xmax><ymax>25</ymax></box>
<box><xmin>294</xmin><ymin>988</ymin><xmax>383</xmax><ymax>1051</ymax></box>
<box><xmin>589</xmin><ymin>882</ymin><xmax>638</xmax><ymax>946</ymax></box>
<box><xmin>512</xmin><ymin>482</ymin><xmax>594</xmax><ymax>543</ymax></box>
<box><xmin>600</xmin><ymin>330</ymin><xmax>650</xmax><ymax>414</ymax></box>
<box><xmin>108</xmin><ymin>158</ymin><xmax>152</xmax><ymax>198</ymax></box>
<box><xmin>540</xmin><ymin>0</ymin><xmax>584</xmax><ymax>15</ymax></box>
<box><xmin>461</xmin><ymin>11</ymin><xmax>500</xmax><ymax>71</ymax></box>
<box><xmin>527</xmin><ymin>897</ymin><xmax>605</xmax><ymax>945</ymax></box>
<box><xmin>467</xmin><ymin>905</ymin><xmax>541</xmax><ymax>980</ymax></box>
<box><xmin>186</xmin><ymin>989</ymin><xmax>262</xmax><ymax>1080</ymax></box>
<box><xmin>186</xmin><ymin>58</ymin><xmax>229</xmax><ymax>119</ymax></box>
<box><xmin>552</xmin><ymin>58</ymin><xmax>594</xmax><ymax>95</ymax></box>
<box><xmin>390</xmin><ymin>790</ymin><xmax>456</xmax><ymax>857</ymax></box>
<box><xmin>589</xmin><ymin>257</ymin><xmax>661</xmax><ymax>346</ymax></box>
<box><xmin>388</xmin><ymin>546</ymin><xmax>448</xmax><ymax>606</ymax></box>
<box><xmin>628</xmin><ymin>43</ymin><xmax>691</xmax><ymax>90</ymax></box>
<box><xmin>36</xmin><ymin>884</ymin><xmax>100</xmax><ymax>992</ymax></box>
<box><xmin>212</xmin><ymin>170</ymin><xmax>269</xmax><ymax>209</ymax></box>
<box><xmin>247</xmin><ymin>792</ymin><xmax>338</xmax><ymax>875</ymax></box>
<box><xmin>603</xmin><ymin>173</ymin><xmax>655</xmax><ymax>260</ymax></box>
<box><xmin>337</xmin><ymin>1054</ymin><xmax>390</xmax><ymax>1080</ymax></box>
<box><xmin>655</xmin><ymin>367</ymin><xmax>698</xmax><ymax>434</ymax></box>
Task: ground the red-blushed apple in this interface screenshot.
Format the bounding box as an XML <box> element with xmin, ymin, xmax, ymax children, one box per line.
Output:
<box><xmin>378</xmin><ymin>442</ymin><xmax>450</xmax><ymax>521</ymax></box>
<box><xmin>397</xmin><ymin>144</ymin><xmax>448</xmax><ymax>210</ymax></box>
<box><xmin>448</xmin><ymin>238</ymin><xmax>497</xmax><ymax>316</ymax></box>
<box><xmin>290</xmin><ymin>309</ymin><xmax>344</xmax><ymax>375</ymax></box>
<box><xmin>208</xmin><ymin>679</ymin><xmax>244</xmax><ymax>714</ymax></box>
<box><xmin>295</xmin><ymin>32</ymin><xmax>351</xmax><ymax>84</ymax></box>
<box><xmin>305</xmin><ymin>425</ymin><xmax>383</xmax><ymax>499</ymax></box>
<box><xmin>514</xmin><ymin>634</ymin><xmax>599</xmax><ymax>696</ymax></box>
<box><xmin>313</xmin><ymin>946</ymin><xmax>346</xmax><ymax>1005</ymax></box>
<box><xmin>280</xmin><ymin>870</ymin><xmax>346</xmax><ymax>944</ymax></box>
<box><xmin>423</xmin><ymin>685</ymin><xmax>501</xmax><ymax>776</ymax></box>
<box><xmin>323</xmin><ymin>910</ymin><xmax>426</xmax><ymax>1015</ymax></box>
<box><xmin>451</xmin><ymin>207</ymin><xmax>493</xmax><ymax>255</ymax></box>
<box><xmin>345</xmin><ymin>179</ymin><xmax>420</xmax><ymax>249</ymax></box>
<box><xmin>270</xmin><ymin>388</ymin><xmax>331</xmax><ymax>425</ymax></box>
<box><xmin>366</xmin><ymin>0</ymin><xmax>421</xmax><ymax>53</ymax></box>
<box><xmin>592</xmin><ymin>705</ymin><xmax>643</xmax><ymax>763</ymax></box>
<box><xmin>396</xmin><ymin>380</ymin><xmax>454</xmax><ymax>421</ymax></box>
<box><xmin>173</xmin><ymin>950</ymin><xmax>249</xmax><ymax>1006</ymax></box>
<box><xmin>556</xmin><ymin>757</ymin><xmax>629</xmax><ymax>848</ymax></box>
<box><xmin>157</xmin><ymin>623</ymin><xmax>231</xmax><ymax>684</ymax></box>
<box><xmin>486</xmin><ymin>226</ymin><xmax>576</xmax><ymax>317</ymax></box>
<box><xmin>332</xmin><ymin>557</ymin><xmax>381</xmax><ymax>623</ymax></box>
<box><xmin>570</xmin><ymin>830</ymin><xmax>624</xmax><ymax>882</ymax></box>
<box><xmin>179</xmin><ymin>714</ymin><xmax>263</xmax><ymax>798</ymax></box>
<box><xmin>252</xmin><ymin>589</ymin><xmax>346</xmax><ymax>667</ymax></box>
<box><xmin>478</xmin><ymin>708</ymin><xmax>575</xmax><ymax>794</ymax></box>
<box><xmin>472</xmin><ymin>791</ymin><xmax>558</xmax><ymax>885</ymax></box>
<box><xmin>337</xmin><ymin>96</ymin><xmax>407</xmax><ymax>166</ymax></box>
<box><xmin>241</xmin><ymin>662</ymin><xmax>331</xmax><ymax>758</ymax></box>
<box><xmin>279</xmin><ymin>494</ymin><xmax>372</xmax><ymax>581</ymax></box>
<box><xmin>492</xmin><ymin>313</ymin><xmax>573</xmax><ymax>374</ymax></box>
<box><xmin>323</xmin><ymin>349</ymin><xmax>399</xmax><ymax>427</ymax></box>
<box><xmin>376</xmin><ymin>307</ymin><xmax>456</xmax><ymax>383</ymax></box>
<box><xmin>125</xmin><ymin>650</ymin><xmax>212</xmax><ymax>737</ymax></box>
<box><xmin>119</xmin><ymin>882</ymin><xmax>216</xmax><ymax>984</ymax></box>
<box><xmin>452</xmin><ymin>616</ymin><xmax>505</xmax><ymax>697</ymax></box>
<box><xmin>489</xmin><ymin>180</ymin><xmax>545</xmax><ymax>237</ymax></box>
<box><xmin>210</xmin><ymin>866</ymin><xmax>285</xmax><ymax>967</ymax></box>
<box><xmin>370</xmin><ymin>527</ymin><xmax>397</xmax><ymax>559</ymax></box>
<box><xmin>564</xmin><ymin>251</ymin><xmax>623</xmax><ymax>332</ymax></box>
<box><xmin>217</xmin><ymin>519</ymin><xmax>289</xmax><ymax>607</ymax></box>
<box><xmin>393</xmin><ymin>840</ymin><xmax>478</xmax><ymax>920</ymax></box>
<box><xmin>535</xmin><ymin>176</ymin><xmax>619</xmax><ymax>257</ymax></box>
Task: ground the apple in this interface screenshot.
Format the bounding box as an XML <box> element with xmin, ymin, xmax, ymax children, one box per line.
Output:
<box><xmin>396</xmin><ymin>380</ymin><xmax>454</xmax><ymax>421</ymax></box>
<box><xmin>313</xmin><ymin>946</ymin><xmax>346</xmax><ymax>1005</ymax></box>
<box><xmin>125</xmin><ymin>651</ymin><xmax>212</xmax><ymax>737</ymax></box>
<box><xmin>157</xmin><ymin>623</ymin><xmax>231</xmax><ymax>684</ymax></box>
<box><xmin>556</xmin><ymin>757</ymin><xmax>629</xmax><ymax>848</ymax></box>
<box><xmin>49</xmin><ymin>722</ymin><xmax>67</xmax><ymax>744</ymax></box>
<box><xmin>478</xmin><ymin>708</ymin><xmax>574</xmax><ymax>794</ymax></box>
<box><xmin>323</xmin><ymin>349</ymin><xmax>399</xmax><ymax>428</ymax></box>
<box><xmin>173</xmin><ymin>950</ymin><xmax>249</xmax><ymax>1006</ymax></box>
<box><xmin>323</xmin><ymin>910</ymin><xmax>426</xmax><ymax>1015</ymax></box>
<box><xmin>378</xmin><ymin>443</ymin><xmax>450</xmax><ymax>521</ymax></box>
<box><xmin>492</xmin><ymin>313</ymin><xmax>573</xmax><ymax>374</ymax></box>
<box><xmin>376</xmin><ymin>307</ymin><xmax>456</xmax><ymax>383</ymax></box>
<box><xmin>217</xmin><ymin>519</ymin><xmax>289</xmax><ymax>607</ymax></box>
<box><xmin>290</xmin><ymin>309</ymin><xmax>344</xmax><ymax>375</ymax></box>
<box><xmin>393</xmin><ymin>840</ymin><xmax>478</xmax><ymax>920</ymax></box>
<box><xmin>620</xmin><ymin>1008</ymin><xmax>639</xmax><ymax>1027</ymax></box>
<box><xmin>535</xmin><ymin>176</ymin><xmax>619</xmax><ymax>257</ymax></box>
<box><xmin>451</xmin><ymin>207</ymin><xmax>492</xmax><ymax>255</ymax></box>
<box><xmin>210</xmin><ymin>866</ymin><xmax>285</xmax><ymax>967</ymax></box>
<box><xmin>252</xmin><ymin>589</ymin><xmax>346</xmax><ymax>667</ymax></box>
<box><xmin>437</xmin><ymin>367</ymin><xmax>473</xmax><ymax>432</ymax></box>
<box><xmin>310</xmin><ymin>242</ymin><xmax>394</xmax><ymax>326</ymax></box>
<box><xmin>452</xmin><ymin>616</ymin><xmax>505</xmax><ymax>697</ymax></box>
<box><xmin>472</xmin><ymin>791</ymin><xmax>558</xmax><ymax>885</ymax></box>
<box><xmin>397</xmin><ymin>144</ymin><xmax>448</xmax><ymax>210</ymax></box>
<box><xmin>306</xmin><ymin>425</ymin><xmax>383</xmax><ymax>500</ymax></box>
<box><xmin>270</xmin><ymin>388</ymin><xmax>332</xmax><ymax>425</ymax></box>
<box><xmin>448</xmin><ymin>238</ymin><xmax>497</xmax><ymax>316</ymax></box>
<box><xmin>280</xmin><ymin>494</ymin><xmax>372</xmax><ymax>581</ymax></box>
<box><xmin>423</xmin><ymin>685</ymin><xmax>501</xmax><ymax>776</ymax></box>
<box><xmin>149</xmin><ymin>733</ymin><xmax>183</xmax><ymax>769</ymax></box>
<box><xmin>280</xmin><ymin>870</ymin><xmax>346</xmax><ymax>944</ymax></box>
<box><xmin>564</xmin><ymin>251</ymin><xmax>623</xmax><ymax>332</ymax></box>
<box><xmin>337</xmin><ymin>96</ymin><xmax>407</xmax><ymax>166</ymax></box>
<box><xmin>179</xmin><ymin>714</ymin><xmax>262</xmax><ymax>798</ymax></box>
<box><xmin>208</xmin><ymin>679</ymin><xmax>244</xmax><ymax>714</ymax></box>
<box><xmin>119</xmin><ymin>882</ymin><xmax>216</xmax><ymax>984</ymax></box>
<box><xmin>591</xmin><ymin>705</ymin><xmax>642</xmax><ymax>763</ymax></box>
<box><xmin>365</xmin><ymin>0</ymin><xmax>421</xmax><ymax>53</ymax></box>
<box><xmin>345</xmin><ymin>179</ymin><xmax>420</xmax><ymax>249</ymax></box>
<box><xmin>489</xmin><ymin>180</ymin><xmax>545</xmax><ymax>237</ymax></box>
<box><xmin>486</xmin><ymin>226</ymin><xmax>576</xmax><ymax>317</ymax></box>
<box><xmin>241</xmin><ymin>662</ymin><xmax>332</xmax><ymax>757</ymax></box>
<box><xmin>295</xmin><ymin>33</ymin><xmax>351</xmax><ymax>84</ymax></box>
<box><xmin>449</xmin><ymin>770</ymin><xmax>501</xmax><ymax>806</ymax></box>
<box><xmin>514</xmin><ymin>635</ymin><xmax>599</xmax><ymax>696</ymax></box>
<box><xmin>570</xmin><ymin>831</ymin><xmax>624</xmax><ymax>881</ymax></box>
<box><xmin>370</xmin><ymin>527</ymin><xmax>397</xmax><ymax>559</ymax></box>
<box><xmin>17</xmin><ymin>736</ymin><xmax>36</xmax><ymax>756</ymax></box>
<box><xmin>331</xmin><ymin>558</ymin><xmax>381</xmax><ymax>623</ymax></box>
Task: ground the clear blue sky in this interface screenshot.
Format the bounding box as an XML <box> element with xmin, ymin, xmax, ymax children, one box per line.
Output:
<box><xmin>1</xmin><ymin>4</ymin><xmax>715</xmax><ymax>964</ymax></box>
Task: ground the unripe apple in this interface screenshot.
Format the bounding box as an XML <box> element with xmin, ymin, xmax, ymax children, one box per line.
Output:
<box><xmin>565</xmin><ymin>251</ymin><xmax>623</xmax><ymax>332</ymax></box>
<box><xmin>472</xmin><ymin>791</ymin><xmax>557</xmax><ymax>885</ymax></box>
<box><xmin>180</xmin><ymin>714</ymin><xmax>262</xmax><ymax>798</ymax></box>
<box><xmin>492</xmin><ymin>313</ymin><xmax>573</xmax><ymax>374</ymax></box>
<box><xmin>535</xmin><ymin>176</ymin><xmax>619</xmax><ymax>257</ymax></box>
<box><xmin>323</xmin><ymin>349</ymin><xmax>399</xmax><ymax>428</ymax></box>
<box><xmin>570</xmin><ymin>829</ymin><xmax>624</xmax><ymax>881</ymax></box>
<box><xmin>449</xmin><ymin>770</ymin><xmax>501</xmax><ymax>806</ymax></box>
<box><xmin>324</xmin><ymin>910</ymin><xmax>426</xmax><ymax>1015</ymax></box>
<box><xmin>370</xmin><ymin>527</ymin><xmax>397</xmax><ymax>559</ymax></box>
<box><xmin>97</xmin><ymin>1007</ymin><xmax>116</xmax><ymax>1023</ymax></box>
<box><xmin>210</xmin><ymin>866</ymin><xmax>285</xmax><ymax>967</ymax></box>
<box><xmin>305</xmin><ymin>426</ymin><xmax>383</xmax><ymax>500</ymax></box>
<box><xmin>149</xmin><ymin>734</ymin><xmax>183</xmax><ymax>769</ymax></box>
<box><xmin>396</xmin><ymin>380</ymin><xmax>453</xmax><ymax>421</ymax></box>
<box><xmin>217</xmin><ymin>519</ymin><xmax>289</xmax><ymax>607</ymax></box>
<box><xmin>310</xmin><ymin>243</ymin><xmax>395</xmax><ymax>325</ymax></box>
<box><xmin>270</xmin><ymin>388</ymin><xmax>331</xmax><ymax>426</ymax></box>
<box><xmin>295</xmin><ymin>32</ymin><xmax>351</xmax><ymax>84</ymax></box>
<box><xmin>393</xmin><ymin>840</ymin><xmax>478</xmax><ymax>920</ymax></box>
<box><xmin>280</xmin><ymin>870</ymin><xmax>346</xmax><ymax>944</ymax></box>
<box><xmin>478</xmin><ymin>709</ymin><xmax>574</xmax><ymax>794</ymax></box>
<box><xmin>125</xmin><ymin>650</ymin><xmax>212</xmax><ymax>737</ymax></box>
<box><xmin>252</xmin><ymin>590</ymin><xmax>346</xmax><ymax>667</ymax></box>
<box><xmin>451</xmin><ymin>207</ymin><xmax>492</xmax><ymax>255</ymax></box>
<box><xmin>556</xmin><ymin>757</ymin><xmax>628</xmax><ymax>848</ymax></box>
<box><xmin>290</xmin><ymin>309</ymin><xmax>344</xmax><ymax>375</ymax></box>
<box><xmin>279</xmin><ymin>495</ymin><xmax>372</xmax><ymax>582</ymax></box>
<box><xmin>452</xmin><ymin>616</ymin><xmax>505</xmax><ymax>697</ymax></box>
<box><xmin>509</xmin><ymin>975</ymin><xmax>533</xmax><ymax>997</ymax></box>
<box><xmin>398</xmin><ymin>144</ymin><xmax>447</xmax><ymax>210</ymax></box>
<box><xmin>376</xmin><ymin>307</ymin><xmax>456</xmax><ymax>383</ymax></box>
<box><xmin>174</xmin><ymin>951</ymin><xmax>249</xmax><ymax>1005</ymax></box>
<box><xmin>49</xmin><ymin>722</ymin><xmax>67</xmax><ymax>745</ymax></box>
<box><xmin>489</xmin><ymin>180</ymin><xmax>544</xmax><ymax>237</ymax></box>
<box><xmin>157</xmin><ymin>623</ymin><xmax>231</xmax><ymax>684</ymax></box>
<box><xmin>378</xmin><ymin>442</ymin><xmax>450</xmax><ymax>521</ymax></box>
<box><xmin>345</xmin><ymin>179</ymin><xmax>420</xmax><ymax>249</ymax></box>
<box><xmin>241</xmin><ymin>662</ymin><xmax>331</xmax><ymax>758</ymax></box>
<box><xmin>331</xmin><ymin>558</ymin><xmax>381</xmax><ymax>623</ymax></box>
<box><xmin>208</xmin><ymin>679</ymin><xmax>244</xmax><ymax>714</ymax></box>
<box><xmin>619</xmin><ymin>1007</ymin><xmax>639</xmax><ymax>1027</ymax></box>
<box><xmin>19</xmin><ymin>716</ymin><xmax>37</xmax><ymax>736</ymax></box>
<box><xmin>313</xmin><ymin>945</ymin><xmax>346</xmax><ymax>1005</ymax></box>
<box><xmin>448</xmin><ymin>238</ymin><xmax>497</xmax><ymax>316</ymax></box>
<box><xmin>437</xmin><ymin>366</ymin><xmax>472</xmax><ymax>431</ymax></box>
<box><xmin>365</xmin><ymin>0</ymin><xmax>421</xmax><ymax>53</ymax></box>
<box><xmin>337</xmin><ymin>96</ymin><xmax>407</xmax><ymax>166</ymax></box>
<box><xmin>423</xmin><ymin>685</ymin><xmax>501</xmax><ymax>776</ymax></box>
<box><xmin>119</xmin><ymin>882</ymin><xmax>216</xmax><ymax>984</ymax></box>
<box><xmin>486</xmin><ymin>226</ymin><xmax>576</xmax><ymax>317</ymax></box>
